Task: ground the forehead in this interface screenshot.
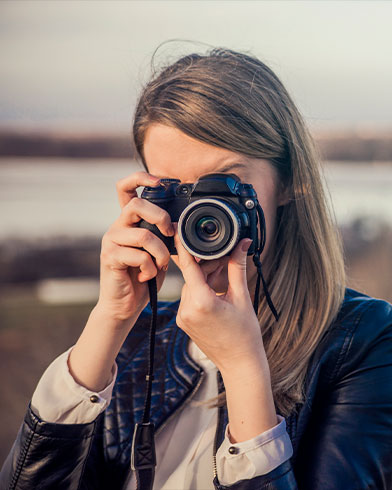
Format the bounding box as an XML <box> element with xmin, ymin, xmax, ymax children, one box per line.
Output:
<box><xmin>143</xmin><ymin>124</ymin><xmax>254</xmax><ymax>182</ymax></box>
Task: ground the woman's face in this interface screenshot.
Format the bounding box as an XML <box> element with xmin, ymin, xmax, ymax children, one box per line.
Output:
<box><xmin>143</xmin><ymin>124</ymin><xmax>285</xmax><ymax>296</ymax></box>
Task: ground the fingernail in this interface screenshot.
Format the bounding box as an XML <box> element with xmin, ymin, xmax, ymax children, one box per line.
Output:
<box><xmin>162</xmin><ymin>264</ymin><xmax>168</xmax><ymax>272</ymax></box>
<box><xmin>149</xmin><ymin>176</ymin><xmax>160</xmax><ymax>184</ymax></box>
<box><xmin>167</xmin><ymin>224</ymin><xmax>175</xmax><ymax>236</ymax></box>
<box><xmin>241</xmin><ymin>239</ymin><xmax>252</xmax><ymax>252</ymax></box>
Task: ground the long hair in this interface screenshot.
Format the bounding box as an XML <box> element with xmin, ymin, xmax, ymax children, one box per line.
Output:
<box><xmin>132</xmin><ymin>48</ymin><xmax>346</xmax><ymax>417</ymax></box>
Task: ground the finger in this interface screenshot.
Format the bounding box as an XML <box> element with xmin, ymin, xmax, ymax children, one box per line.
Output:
<box><xmin>105</xmin><ymin>246</ymin><xmax>158</xmax><ymax>281</ymax></box>
<box><xmin>119</xmin><ymin>197</ymin><xmax>174</xmax><ymax>237</ymax></box>
<box><xmin>227</xmin><ymin>239</ymin><xmax>252</xmax><ymax>296</ymax></box>
<box><xmin>173</xmin><ymin>226</ymin><xmax>209</xmax><ymax>290</ymax></box>
<box><xmin>108</xmin><ymin>227</ymin><xmax>170</xmax><ymax>270</ymax></box>
<box><xmin>116</xmin><ymin>171</ymin><xmax>160</xmax><ymax>209</ymax></box>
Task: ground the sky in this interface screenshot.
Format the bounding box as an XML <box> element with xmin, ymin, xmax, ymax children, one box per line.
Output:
<box><xmin>1</xmin><ymin>1</ymin><xmax>392</xmax><ymax>133</ymax></box>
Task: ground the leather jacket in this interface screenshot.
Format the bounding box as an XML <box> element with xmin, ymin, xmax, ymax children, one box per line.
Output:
<box><xmin>1</xmin><ymin>288</ymin><xmax>392</xmax><ymax>490</ymax></box>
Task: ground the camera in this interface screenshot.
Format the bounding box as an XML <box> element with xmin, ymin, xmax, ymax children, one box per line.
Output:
<box><xmin>139</xmin><ymin>173</ymin><xmax>259</xmax><ymax>260</ymax></box>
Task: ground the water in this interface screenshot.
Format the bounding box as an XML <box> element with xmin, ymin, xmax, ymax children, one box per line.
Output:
<box><xmin>0</xmin><ymin>158</ymin><xmax>391</xmax><ymax>240</ymax></box>
<box><xmin>323</xmin><ymin>162</ymin><xmax>392</xmax><ymax>225</ymax></box>
<box><xmin>0</xmin><ymin>158</ymin><xmax>143</xmax><ymax>239</ymax></box>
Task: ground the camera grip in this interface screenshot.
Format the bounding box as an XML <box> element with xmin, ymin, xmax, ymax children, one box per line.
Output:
<box><xmin>139</xmin><ymin>220</ymin><xmax>176</xmax><ymax>255</ymax></box>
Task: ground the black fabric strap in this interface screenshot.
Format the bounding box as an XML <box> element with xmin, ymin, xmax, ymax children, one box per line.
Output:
<box><xmin>143</xmin><ymin>279</ymin><xmax>158</xmax><ymax>423</ymax></box>
<box><xmin>136</xmin><ymin>468</ymin><xmax>155</xmax><ymax>490</ymax></box>
<box><xmin>131</xmin><ymin>279</ymin><xmax>158</xmax><ymax>490</ymax></box>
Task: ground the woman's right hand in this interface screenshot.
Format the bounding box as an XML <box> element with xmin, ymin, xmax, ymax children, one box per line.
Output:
<box><xmin>96</xmin><ymin>171</ymin><xmax>174</xmax><ymax>324</ymax></box>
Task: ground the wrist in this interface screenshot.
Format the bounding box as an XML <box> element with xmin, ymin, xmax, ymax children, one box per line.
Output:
<box><xmin>217</xmin><ymin>340</ymin><xmax>270</xmax><ymax>381</ymax></box>
<box><xmin>221</xmin><ymin>354</ymin><xmax>278</xmax><ymax>443</ymax></box>
<box><xmin>93</xmin><ymin>302</ymin><xmax>142</xmax><ymax>330</ymax></box>
<box><xmin>220</xmin><ymin>353</ymin><xmax>271</xmax><ymax>391</ymax></box>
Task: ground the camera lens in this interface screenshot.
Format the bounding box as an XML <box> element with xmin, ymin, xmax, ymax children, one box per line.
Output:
<box><xmin>178</xmin><ymin>199</ymin><xmax>242</xmax><ymax>260</ymax></box>
<box><xmin>196</xmin><ymin>217</ymin><xmax>220</xmax><ymax>241</ymax></box>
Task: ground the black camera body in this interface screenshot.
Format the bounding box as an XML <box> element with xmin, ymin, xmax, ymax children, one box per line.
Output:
<box><xmin>139</xmin><ymin>173</ymin><xmax>259</xmax><ymax>260</ymax></box>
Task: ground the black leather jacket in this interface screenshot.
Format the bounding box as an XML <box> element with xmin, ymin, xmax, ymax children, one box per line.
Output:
<box><xmin>1</xmin><ymin>288</ymin><xmax>392</xmax><ymax>490</ymax></box>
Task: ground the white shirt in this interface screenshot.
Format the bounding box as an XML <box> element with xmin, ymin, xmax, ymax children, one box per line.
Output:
<box><xmin>31</xmin><ymin>340</ymin><xmax>293</xmax><ymax>488</ymax></box>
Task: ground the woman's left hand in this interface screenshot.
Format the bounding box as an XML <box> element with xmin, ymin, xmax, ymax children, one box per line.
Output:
<box><xmin>174</xmin><ymin>229</ymin><xmax>278</xmax><ymax>442</ymax></box>
<box><xmin>174</xmin><ymin>230</ymin><xmax>267</xmax><ymax>374</ymax></box>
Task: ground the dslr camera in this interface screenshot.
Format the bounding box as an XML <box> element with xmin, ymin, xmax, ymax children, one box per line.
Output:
<box><xmin>139</xmin><ymin>173</ymin><xmax>259</xmax><ymax>260</ymax></box>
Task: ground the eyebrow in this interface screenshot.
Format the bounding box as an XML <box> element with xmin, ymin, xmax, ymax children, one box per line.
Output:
<box><xmin>215</xmin><ymin>162</ymin><xmax>247</xmax><ymax>173</ymax></box>
<box><xmin>151</xmin><ymin>161</ymin><xmax>247</xmax><ymax>180</ymax></box>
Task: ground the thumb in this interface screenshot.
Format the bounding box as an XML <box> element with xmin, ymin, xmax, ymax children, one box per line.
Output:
<box><xmin>227</xmin><ymin>238</ymin><xmax>252</xmax><ymax>296</ymax></box>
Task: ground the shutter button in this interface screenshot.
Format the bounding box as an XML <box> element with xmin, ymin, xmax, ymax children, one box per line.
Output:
<box><xmin>90</xmin><ymin>394</ymin><xmax>99</xmax><ymax>403</ymax></box>
<box><xmin>228</xmin><ymin>446</ymin><xmax>238</xmax><ymax>455</ymax></box>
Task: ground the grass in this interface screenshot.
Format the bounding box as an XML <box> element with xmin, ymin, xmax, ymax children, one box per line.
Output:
<box><xmin>0</xmin><ymin>288</ymin><xmax>96</xmax><ymax>464</ymax></box>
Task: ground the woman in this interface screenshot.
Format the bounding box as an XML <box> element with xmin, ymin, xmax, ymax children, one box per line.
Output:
<box><xmin>1</xmin><ymin>48</ymin><xmax>391</xmax><ymax>490</ymax></box>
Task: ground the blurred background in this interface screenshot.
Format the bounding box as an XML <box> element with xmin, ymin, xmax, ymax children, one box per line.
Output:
<box><xmin>1</xmin><ymin>0</ymin><xmax>392</xmax><ymax>464</ymax></box>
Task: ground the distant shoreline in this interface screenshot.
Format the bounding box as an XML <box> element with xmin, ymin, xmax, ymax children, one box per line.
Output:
<box><xmin>0</xmin><ymin>131</ymin><xmax>136</xmax><ymax>159</ymax></box>
<box><xmin>1</xmin><ymin>129</ymin><xmax>392</xmax><ymax>162</ymax></box>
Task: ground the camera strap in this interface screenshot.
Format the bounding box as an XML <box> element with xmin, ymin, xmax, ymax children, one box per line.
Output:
<box><xmin>131</xmin><ymin>205</ymin><xmax>279</xmax><ymax>489</ymax></box>
<box><xmin>253</xmin><ymin>203</ymin><xmax>279</xmax><ymax>321</ymax></box>
<box><xmin>130</xmin><ymin>279</ymin><xmax>158</xmax><ymax>490</ymax></box>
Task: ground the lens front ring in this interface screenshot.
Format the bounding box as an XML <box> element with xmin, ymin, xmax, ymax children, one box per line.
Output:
<box><xmin>178</xmin><ymin>198</ymin><xmax>241</xmax><ymax>260</ymax></box>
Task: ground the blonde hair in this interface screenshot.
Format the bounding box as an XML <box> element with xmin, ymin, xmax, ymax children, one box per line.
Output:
<box><xmin>133</xmin><ymin>48</ymin><xmax>346</xmax><ymax>417</ymax></box>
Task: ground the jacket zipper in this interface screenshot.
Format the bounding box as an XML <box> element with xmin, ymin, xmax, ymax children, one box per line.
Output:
<box><xmin>213</xmin><ymin>423</ymin><xmax>218</xmax><ymax>481</ymax></box>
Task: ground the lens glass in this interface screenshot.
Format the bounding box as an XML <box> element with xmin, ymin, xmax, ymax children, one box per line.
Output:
<box><xmin>196</xmin><ymin>217</ymin><xmax>220</xmax><ymax>242</ymax></box>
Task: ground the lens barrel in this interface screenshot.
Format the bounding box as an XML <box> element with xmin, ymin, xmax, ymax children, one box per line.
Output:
<box><xmin>178</xmin><ymin>198</ymin><xmax>242</xmax><ymax>260</ymax></box>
